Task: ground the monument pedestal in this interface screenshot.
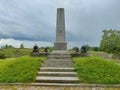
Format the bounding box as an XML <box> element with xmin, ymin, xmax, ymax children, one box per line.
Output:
<box><xmin>54</xmin><ymin>41</ymin><xmax>67</xmax><ymax>50</ymax></box>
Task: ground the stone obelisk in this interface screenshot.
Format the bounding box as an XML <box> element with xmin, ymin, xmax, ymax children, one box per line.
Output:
<box><xmin>54</xmin><ymin>8</ymin><xmax>67</xmax><ymax>50</ymax></box>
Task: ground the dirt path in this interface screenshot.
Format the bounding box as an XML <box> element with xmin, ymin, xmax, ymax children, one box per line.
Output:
<box><xmin>0</xmin><ymin>86</ymin><xmax>120</xmax><ymax>90</ymax></box>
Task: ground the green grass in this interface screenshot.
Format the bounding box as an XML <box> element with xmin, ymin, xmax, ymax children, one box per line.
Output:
<box><xmin>73</xmin><ymin>56</ymin><xmax>120</xmax><ymax>84</ymax></box>
<box><xmin>0</xmin><ymin>48</ymin><xmax>32</xmax><ymax>58</ymax></box>
<box><xmin>112</xmin><ymin>59</ymin><xmax>120</xmax><ymax>64</ymax></box>
<box><xmin>88</xmin><ymin>51</ymin><xmax>107</xmax><ymax>54</ymax></box>
<box><xmin>0</xmin><ymin>56</ymin><xmax>46</xmax><ymax>83</ymax></box>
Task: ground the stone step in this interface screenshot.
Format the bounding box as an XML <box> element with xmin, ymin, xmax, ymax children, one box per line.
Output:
<box><xmin>38</xmin><ymin>72</ymin><xmax>77</xmax><ymax>77</ymax></box>
<box><xmin>44</xmin><ymin>59</ymin><xmax>72</xmax><ymax>62</ymax></box>
<box><xmin>50</xmin><ymin>51</ymin><xmax>70</xmax><ymax>55</ymax></box>
<box><xmin>43</xmin><ymin>62</ymin><xmax>73</xmax><ymax>65</ymax></box>
<box><xmin>49</xmin><ymin>51</ymin><xmax>70</xmax><ymax>55</ymax></box>
<box><xmin>48</xmin><ymin>56</ymin><xmax>71</xmax><ymax>58</ymax></box>
<box><xmin>43</xmin><ymin>62</ymin><xmax>73</xmax><ymax>64</ymax></box>
<box><xmin>42</xmin><ymin>65</ymin><xmax>73</xmax><ymax>67</ymax></box>
<box><xmin>48</xmin><ymin>57</ymin><xmax>71</xmax><ymax>59</ymax></box>
<box><xmin>42</xmin><ymin>63</ymin><xmax>74</xmax><ymax>67</ymax></box>
<box><xmin>48</xmin><ymin>55</ymin><xmax>71</xmax><ymax>57</ymax></box>
<box><xmin>44</xmin><ymin>61</ymin><xmax>73</xmax><ymax>63</ymax></box>
<box><xmin>40</xmin><ymin>67</ymin><xmax>75</xmax><ymax>72</ymax></box>
<box><xmin>42</xmin><ymin>62</ymin><xmax>74</xmax><ymax>66</ymax></box>
<box><xmin>36</xmin><ymin>76</ymin><xmax>79</xmax><ymax>83</ymax></box>
<box><xmin>42</xmin><ymin>63</ymin><xmax>73</xmax><ymax>66</ymax></box>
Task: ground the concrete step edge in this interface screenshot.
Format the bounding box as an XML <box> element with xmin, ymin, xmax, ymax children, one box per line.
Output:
<box><xmin>36</xmin><ymin>76</ymin><xmax>79</xmax><ymax>83</ymax></box>
<box><xmin>40</xmin><ymin>67</ymin><xmax>75</xmax><ymax>69</ymax></box>
<box><xmin>38</xmin><ymin>72</ymin><xmax>77</xmax><ymax>74</ymax></box>
<box><xmin>38</xmin><ymin>72</ymin><xmax>78</xmax><ymax>77</ymax></box>
<box><xmin>40</xmin><ymin>68</ymin><xmax>75</xmax><ymax>72</ymax></box>
<box><xmin>44</xmin><ymin>60</ymin><xmax>73</xmax><ymax>62</ymax></box>
<box><xmin>42</xmin><ymin>63</ymin><xmax>73</xmax><ymax>65</ymax></box>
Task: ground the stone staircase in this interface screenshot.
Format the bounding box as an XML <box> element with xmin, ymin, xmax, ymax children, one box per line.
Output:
<box><xmin>36</xmin><ymin>51</ymin><xmax>79</xmax><ymax>84</ymax></box>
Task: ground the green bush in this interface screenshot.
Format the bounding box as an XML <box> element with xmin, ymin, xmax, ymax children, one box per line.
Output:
<box><xmin>0</xmin><ymin>56</ymin><xmax>46</xmax><ymax>83</ymax></box>
<box><xmin>73</xmin><ymin>56</ymin><xmax>120</xmax><ymax>84</ymax></box>
<box><xmin>0</xmin><ymin>53</ymin><xmax>6</xmax><ymax>59</ymax></box>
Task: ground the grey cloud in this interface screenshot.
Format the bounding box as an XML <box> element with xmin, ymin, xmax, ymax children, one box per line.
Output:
<box><xmin>0</xmin><ymin>0</ymin><xmax>120</xmax><ymax>47</ymax></box>
<box><xmin>65</xmin><ymin>0</ymin><xmax>120</xmax><ymax>46</ymax></box>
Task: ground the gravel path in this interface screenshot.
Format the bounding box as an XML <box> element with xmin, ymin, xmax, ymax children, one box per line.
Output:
<box><xmin>0</xmin><ymin>86</ymin><xmax>119</xmax><ymax>90</ymax></box>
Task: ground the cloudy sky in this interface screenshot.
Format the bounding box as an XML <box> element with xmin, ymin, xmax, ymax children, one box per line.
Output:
<box><xmin>0</xmin><ymin>0</ymin><xmax>120</xmax><ymax>48</ymax></box>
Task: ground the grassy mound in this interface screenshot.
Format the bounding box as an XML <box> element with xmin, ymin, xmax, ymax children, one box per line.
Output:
<box><xmin>0</xmin><ymin>48</ymin><xmax>32</xmax><ymax>58</ymax></box>
<box><xmin>0</xmin><ymin>56</ymin><xmax>46</xmax><ymax>83</ymax></box>
<box><xmin>73</xmin><ymin>56</ymin><xmax>120</xmax><ymax>84</ymax></box>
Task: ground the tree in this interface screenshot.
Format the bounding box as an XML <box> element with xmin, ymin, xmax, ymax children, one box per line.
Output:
<box><xmin>3</xmin><ymin>44</ymin><xmax>14</xmax><ymax>49</ymax></box>
<box><xmin>91</xmin><ymin>47</ymin><xmax>100</xmax><ymax>51</ymax></box>
<box><xmin>5</xmin><ymin>44</ymin><xmax>8</xmax><ymax>49</ymax></box>
<box><xmin>20</xmin><ymin>44</ymin><xmax>24</xmax><ymax>49</ymax></box>
<box><xmin>100</xmin><ymin>29</ymin><xmax>120</xmax><ymax>55</ymax></box>
<box><xmin>8</xmin><ymin>45</ymin><xmax>13</xmax><ymax>49</ymax></box>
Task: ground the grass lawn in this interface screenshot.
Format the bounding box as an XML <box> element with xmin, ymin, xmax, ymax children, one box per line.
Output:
<box><xmin>0</xmin><ymin>56</ymin><xmax>46</xmax><ymax>83</ymax></box>
<box><xmin>112</xmin><ymin>59</ymin><xmax>120</xmax><ymax>64</ymax></box>
<box><xmin>73</xmin><ymin>56</ymin><xmax>120</xmax><ymax>84</ymax></box>
<box><xmin>88</xmin><ymin>51</ymin><xmax>107</xmax><ymax>54</ymax></box>
<box><xmin>0</xmin><ymin>48</ymin><xmax>32</xmax><ymax>58</ymax></box>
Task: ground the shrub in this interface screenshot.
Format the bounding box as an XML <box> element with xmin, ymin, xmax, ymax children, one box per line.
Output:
<box><xmin>0</xmin><ymin>53</ymin><xmax>6</xmax><ymax>59</ymax></box>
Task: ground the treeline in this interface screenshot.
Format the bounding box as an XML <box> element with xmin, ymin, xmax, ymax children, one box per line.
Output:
<box><xmin>1</xmin><ymin>44</ymin><xmax>24</xmax><ymax>49</ymax></box>
<box><xmin>71</xmin><ymin>29</ymin><xmax>120</xmax><ymax>56</ymax></box>
<box><xmin>0</xmin><ymin>44</ymin><xmax>27</xmax><ymax>59</ymax></box>
<box><xmin>71</xmin><ymin>45</ymin><xmax>100</xmax><ymax>52</ymax></box>
<box><xmin>100</xmin><ymin>29</ymin><xmax>120</xmax><ymax>56</ymax></box>
<box><xmin>0</xmin><ymin>45</ymin><xmax>54</xmax><ymax>59</ymax></box>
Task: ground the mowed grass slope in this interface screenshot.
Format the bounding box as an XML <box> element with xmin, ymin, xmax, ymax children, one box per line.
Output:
<box><xmin>73</xmin><ymin>56</ymin><xmax>120</xmax><ymax>84</ymax></box>
<box><xmin>0</xmin><ymin>48</ymin><xmax>32</xmax><ymax>58</ymax></box>
<box><xmin>0</xmin><ymin>56</ymin><xmax>46</xmax><ymax>83</ymax></box>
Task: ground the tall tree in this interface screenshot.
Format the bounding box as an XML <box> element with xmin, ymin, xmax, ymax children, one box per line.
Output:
<box><xmin>20</xmin><ymin>44</ymin><xmax>24</xmax><ymax>49</ymax></box>
<box><xmin>100</xmin><ymin>29</ymin><xmax>120</xmax><ymax>55</ymax></box>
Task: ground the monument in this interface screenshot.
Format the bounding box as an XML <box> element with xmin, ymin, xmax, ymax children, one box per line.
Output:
<box><xmin>54</xmin><ymin>8</ymin><xmax>67</xmax><ymax>50</ymax></box>
<box><xmin>35</xmin><ymin>8</ymin><xmax>79</xmax><ymax>84</ymax></box>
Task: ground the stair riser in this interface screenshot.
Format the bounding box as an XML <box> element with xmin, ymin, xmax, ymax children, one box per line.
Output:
<box><xmin>36</xmin><ymin>80</ymin><xmax>78</xmax><ymax>83</ymax></box>
<box><xmin>42</xmin><ymin>63</ymin><xmax>73</xmax><ymax>65</ymax></box>
<box><xmin>44</xmin><ymin>60</ymin><xmax>73</xmax><ymax>62</ymax></box>
<box><xmin>48</xmin><ymin>55</ymin><xmax>71</xmax><ymax>57</ymax></box>
<box><xmin>42</xmin><ymin>65</ymin><xmax>73</xmax><ymax>67</ymax></box>
<box><xmin>40</xmin><ymin>69</ymin><xmax>74</xmax><ymax>72</ymax></box>
<box><xmin>48</xmin><ymin>59</ymin><xmax>71</xmax><ymax>60</ymax></box>
<box><xmin>38</xmin><ymin>74</ymin><xmax>77</xmax><ymax>77</ymax></box>
<box><xmin>48</xmin><ymin>56</ymin><xmax>71</xmax><ymax>58</ymax></box>
<box><xmin>48</xmin><ymin>58</ymin><xmax>71</xmax><ymax>59</ymax></box>
<box><xmin>43</xmin><ymin>62</ymin><xmax>73</xmax><ymax>64</ymax></box>
<box><xmin>43</xmin><ymin>61</ymin><xmax>73</xmax><ymax>63</ymax></box>
<box><xmin>49</xmin><ymin>53</ymin><xmax>70</xmax><ymax>56</ymax></box>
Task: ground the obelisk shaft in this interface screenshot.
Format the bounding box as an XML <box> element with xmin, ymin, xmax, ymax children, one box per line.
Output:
<box><xmin>54</xmin><ymin>8</ymin><xmax>67</xmax><ymax>50</ymax></box>
<box><xmin>56</xmin><ymin>8</ymin><xmax>66</xmax><ymax>41</ymax></box>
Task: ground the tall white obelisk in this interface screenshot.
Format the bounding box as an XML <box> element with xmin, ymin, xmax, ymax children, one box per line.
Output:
<box><xmin>54</xmin><ymin>8</ymin><xmax>67</xmax><ymax>50</ymax></box>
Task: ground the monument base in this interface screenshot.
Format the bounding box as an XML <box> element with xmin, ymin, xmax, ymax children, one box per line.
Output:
<box><xmin>54</xmin><ymin>42</ymin><xmax>67</xmax><ymax>50</ymax></box>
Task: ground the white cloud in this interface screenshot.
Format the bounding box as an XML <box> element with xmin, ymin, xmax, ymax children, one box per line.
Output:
<box><xmin>0</xmin><ymin>0</ymin><xmax>120</xmax><ymax>47</ymax></box>
<box><xmin>0</xmin><ymin>38</ymin><xmax>97</xmax><ymax>49</ymax></box>
<box><xmin>0</xmin><ymin>38</ymin><xmax>53</xmax><ymax>48</ymax></box>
